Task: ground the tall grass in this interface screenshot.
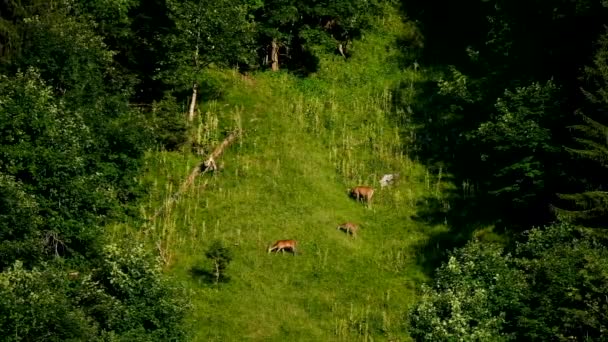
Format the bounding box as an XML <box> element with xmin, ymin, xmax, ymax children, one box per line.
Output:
<box><xmin>112</xmin><ymin>6</ymin><xmax>450</xmax><ymax>341</ymax></box>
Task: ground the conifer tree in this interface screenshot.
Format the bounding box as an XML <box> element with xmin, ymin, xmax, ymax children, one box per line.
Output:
<box><xmin>555</xmin><ymin>30</ymin><xmax>608</xmax><ymax>232</ymax></box>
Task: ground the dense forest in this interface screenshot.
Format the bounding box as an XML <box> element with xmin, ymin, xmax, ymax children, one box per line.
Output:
<box><xmin>1</xmin><ymin>0</ymin><xmax>608</xmax><ymax>340</ymax></box>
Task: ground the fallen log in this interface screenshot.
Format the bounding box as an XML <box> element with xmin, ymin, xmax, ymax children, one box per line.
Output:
<box><xmin>151</xmin><ymin>130</ymin><xmax>241</xmax><ymax>220</ymax></box>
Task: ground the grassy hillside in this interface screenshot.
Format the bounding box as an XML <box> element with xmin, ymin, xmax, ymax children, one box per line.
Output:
<box><xmin>112</xmin><ymin>8</ymin><xmax>447</xmax><ymax>341</ymax></box>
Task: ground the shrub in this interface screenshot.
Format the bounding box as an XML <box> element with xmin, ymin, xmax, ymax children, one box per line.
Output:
<box><xmin>205</xmin><ymin>240</ymin><xmax>233</xmax><ymax>284</ymax></box>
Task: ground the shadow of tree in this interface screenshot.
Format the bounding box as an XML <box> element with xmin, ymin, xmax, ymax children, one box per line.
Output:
<box><xmin>189</xmin><ymin>265</ymin><xmax>230</xmax><ymax>284</ymax></box>
<box><xmin>388</xmin><ymin>62</ymin><xmax>507</xmax><ymax>274</ymax></box>
<box><xmin>411</xmin><ymin>191</ymin><xmax>501</xmax><ymax>274</ymax></box>
<box><xmin>391</xmin><ymin>0</ymin><xmax>608</xmax><ymax>278</ymax></box>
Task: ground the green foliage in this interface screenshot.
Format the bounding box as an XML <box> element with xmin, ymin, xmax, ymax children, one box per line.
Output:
<box><xmin>73</xmin><ymin>0</ymin><xmax>138</xmax><ymax>39</ymax></box>
<box><xmin>149</xmin><ymin>96</ymin><xmax>189</xmax><ymax>150</ymax></box>
<box><xmin>0</xmin><ymin>261</ymin><xmax>97</xmax><ymax>342</ymax></box>
<box><xmin>85</xmin><ymin>244</ymin><xmax>190</xmax><ymax>340</ymax></box>
<box><xmin>0</xmin><ymin>69</ymin><xmax>106</xmax><ymax>264</ymax></box>
<box><xmin>204</xmin><ymin>240</ymin><xmax>233</xmax><ymax>283</ymax></box>
<box><xmin>5</xmin><ymin>5</ymin><xmax>153</xmax><ymax>197</ymax></box>
<box><xmin>0</xmin><ymin>174</ymin><xmax>44</xmax><ymax>269</ymax></box>
<box><xmin>555</xmin><ymin>30</ymin><xmax>608</xmax><ymax>231</ymax></box>
<box><xmin>254</xmin><ymin>0</ymin><xmax>386</xmax><ymax>70</ymax></box>
<box><xmin>514</xmin><ymin>224</ymin><xmax>608</xmax><ymax>340</ymax></box>
<box><xmin>403</xmin><ymin>0</ymin><xmax>608</xmax><ymax>233</ymax></box>
<box><xmin>0</xmin><ymin>57</ymin><xmax>180</xmax><ymax>341</ymax></box>
<box><xmin>469</xmin><ymin>81</ymin><xmax>560</xmax><ymax>208</ymax></box>
<box><xmin>161</xmin><ymin>0</ymin><xmax>256</xmax><ymax>91</ymax></box>
<box><xmin>410</xmin><ymin>243</ymin><xmax>523</xmax><ymax>341</ymax></box>
<box><xmin>0</xmin><ymin>245</ymin><xmax>189</xmax><ymax>342</ymax></box>
<box><xmin>17</xmin><ymin>12</ymin><xmax>129</xmax><ymax>107</ymax></box>
<box><xmin>436</xmin><ymin>66</ymin><xmax>480</xmax><ymax>104</ymax></box>
<box><xmin>410</xmin><ymin>222</ymin><xmax>608</xmax><ymax>341</ymax></box>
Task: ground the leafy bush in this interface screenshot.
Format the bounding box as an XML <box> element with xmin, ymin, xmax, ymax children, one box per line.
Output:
<box><xmin>410</xmin><ymin>222</ymin><xmax>608</xmax><ymax>341</ymax></box>
<box><xmin>0</xmin><ymin>261</ymin><xmax>97</xmax><ymax>342</ymax></box>
<box><xmin>410</xmin><ymin>243</ymin><xmax>524</xmax><ymax>341</ymax></box>
<box><xmin>0</xmin><ymin>244</ymin><xmax>189</xmax><ymax>342</ymax></box>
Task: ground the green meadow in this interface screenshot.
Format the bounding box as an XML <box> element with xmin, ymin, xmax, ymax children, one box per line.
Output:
<box><xmin>113</xmin><ymin>9</ymin><xmax>446</xmax><ymax>341</ymax></box>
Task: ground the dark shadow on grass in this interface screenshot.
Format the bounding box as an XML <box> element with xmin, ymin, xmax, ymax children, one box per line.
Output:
<box><xmin>411</xmin><ymin>191</ymin><xmax>500</xmax><ymax>275</ymax></box>
<box><xmin>387</xmin><ymin>63</ymin><xmax>506</xmax><ymax>275</ymax></box>
<box><xmin>189</xmin><ymin>265</ymin><xmax>230</xmax><ymax>284</ymax></box>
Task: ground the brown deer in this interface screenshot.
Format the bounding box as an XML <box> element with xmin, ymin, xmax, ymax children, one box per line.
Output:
<box><xmin>267</xmin><ymin>239</ymin><xmax>298</xmax><ymax>255</ymax></box>
<box><xmin>337</xmin><ymin>222</ymin><xmax>359</xmax><ymax>238</ymax></box>
<box><xmin>349</xmin><ymin>186</ymin><xmax>375</xmax><ymax>205</ymax></box>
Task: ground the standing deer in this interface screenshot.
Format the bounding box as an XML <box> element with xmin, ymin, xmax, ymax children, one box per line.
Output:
<box><xmin>349</xmin><ymin>186</ymin><xmax>375</xmax><ymax>205</ymax></box>
<box><xmin>267</xmin><ymin>239</ymin><xmax>298</xmax><ymax>255</ymax></box>
<box><xmin>337</xmin><ymin>222</ymin><xmax>360</xmax><ymax>238</ymax></box>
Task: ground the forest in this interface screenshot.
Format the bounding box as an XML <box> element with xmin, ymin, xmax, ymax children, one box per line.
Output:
<box><xmin>1</xmin><ymin>0</ymin><xmax>607</xmax><ymax>340</ymax></box>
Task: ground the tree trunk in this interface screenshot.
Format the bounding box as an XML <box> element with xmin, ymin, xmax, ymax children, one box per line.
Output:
<box><xmin>188</xmin><ymin>82</ymin><xmax>198</xmax><ymax>122</ymax></box>
<box><xmin>271</xmin><ymin>39</ymin><xmax>279</xmax><ymax>71</ymax></box>
<box><xmin>338</xmin><ymin>43</ymin><xmax>346</xmax><ymax>58</ymax></box>
<box><xmin>151</xmin><ymin>130</ymin><xmax>241</xmax><ymax>220</ymax></box>
<box><xmin>214</xmin><ymin>261</ymin><xmax>220</xmax><ymax>284</ymax></box>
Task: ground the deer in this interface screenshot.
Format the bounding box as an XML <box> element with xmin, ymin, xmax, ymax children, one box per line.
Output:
<box><xmin>337</xmin><ymin>222</ymin><xmax>360</xmax><ymax>238</ymax></box>
<box><xmin>348</xmin><ymin>186</ymin><xmax>375</xmax><ymax>205</ymax></box>
<box><xmin>267</xmin><ymin>239</ymin><xmax>298</xmax><ymax>255</ymax></box>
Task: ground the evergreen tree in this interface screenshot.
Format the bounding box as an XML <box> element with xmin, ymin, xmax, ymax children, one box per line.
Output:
<box><xmin>554</xmin><ymin>30</ymin><xmax>608</xmax><ymax>232</ymax></box>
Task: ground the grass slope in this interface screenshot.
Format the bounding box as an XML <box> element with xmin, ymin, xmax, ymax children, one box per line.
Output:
<box><xmin>116</xmin><ymin>8</ymin><xmax>447</xmax><ymax>341</ymax></box>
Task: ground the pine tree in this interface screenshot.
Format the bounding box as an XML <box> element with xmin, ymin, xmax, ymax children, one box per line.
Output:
<box><xmin>554</xmin><ymin>30</ymin><xmax>608</xmax><ymax>232</ymax></box>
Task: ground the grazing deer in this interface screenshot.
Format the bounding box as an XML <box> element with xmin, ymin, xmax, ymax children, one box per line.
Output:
<box><xmin>267</xmin><ymin>239</ymin><xmax>297</xmax><ymax>255</ymax></box>
<box><xmin>337</xmin><ymin>222</ymin><xmax>359</xmax><ymax>238</ymax></box>
<box><xmin>349</xmin><ymin>186</ymin><xmax>375</xmax><ymax>205</ymax></box>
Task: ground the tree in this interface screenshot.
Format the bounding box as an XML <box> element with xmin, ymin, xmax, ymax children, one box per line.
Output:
<box><xmin>162</xmin><ymin>0</ymin><xmax>256</xmax><ymax>121</ymax></box>
<box><xmin>467</xmin><ymin>81</ymin><xmax>562</xmax><ymax>227</ymax></box>
<box><xmin>0</xmin><ymin>174</ymin><xmax>44</xmax><ymax>270</ymax></box>
<box><xmin>0</xmin><ymin>261</ymin><xmax>98</xmax><ymax>341</ymax></box>
<box><xmin>254</xmin><ymin>0</ymin><xmax>384</xmax><ymax>72</ymax></box>
<box><xmin>0</xmin><ymin>3</ymin><xmax>188</xmax><ymax>341</ymax></box>
<box><xmin>85</xmin><ymin>244</ymin><xmax>190</xmax><ymax>340</ymax></box>
<box><xmin>410</xmin><ymin>242</ymin><xmax>524</xmax><ymax>341</ymax></box>
<box><xmin>402</xmin><ymin>0</ymin><xmax>608</xmax><ymax>233</ymax></box>
<box><xmin>410</xmin><ymin>222</ymin><xmax>608</xmax><ymax>341</ymax></box>
<box><xmin>0</xmin><ymin>245</ymin><xmax>190</xmax><ymax>341</ymax></box>
<box><xmin>7</xmin><ymin>5</ymin><xmax>153</xmax><ymax>191</ymax></box>
<box><xmin>0</xmin><ymin>69</ymin><xmax>104</xmax><ymax>265</ymax></box>
<box><xmin>254</xmin><ymin>0</ymin><xmax>299</xmax><ymax>71</ymax></box>
<box><xmin>554</xmin><ymin>30</ymin><xmax>608</xmax><ymax>233</ymax></box>
<box><xmin>205</xmin><ymin>240</ymin><xmax>233</xmax><ymax>284</ymax></box>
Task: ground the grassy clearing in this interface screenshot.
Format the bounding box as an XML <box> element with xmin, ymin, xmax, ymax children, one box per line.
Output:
<box><xmin>112</xmin><ymin>7</ymin><xmax>448</xmax><ymax>341</ymax></box>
